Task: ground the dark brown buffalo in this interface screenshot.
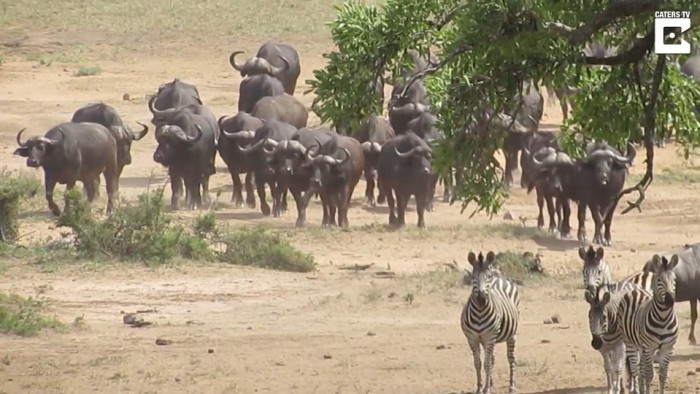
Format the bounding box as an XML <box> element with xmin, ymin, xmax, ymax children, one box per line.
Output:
<box><xmin>13</xmin><ymin>122</ymin><xmax>119</xmax><ymax>216</ymax></box>
<box><xmin>229</xmin><ymin>41</ymin><xmax>301</xmax><ymax>95</ymax></box>
<box><xmin>250</xmin><ymin>93</ymin><xmax>308</xmax><ymax>129</ymax></box>
<box><xmin>152</xmin><ymin>108</ymin><xmax>218</xmax><ymax>210</ymax></box>
<box><xmin>302</xmin><ymin>136</ymin><xmax>364</xmax><ymax>228</ymax></box>
<box><xmin>237</xmin><ymin>120</ymin><xmax>297</xmax><ymax>217</ymax></box>
<box><xmin>217</xmin><ymin>112</ymin><xmax>265</xmax><ymax>208</ymax></box>
<box><xmin>405</xmin><ymin>111</ymin><xmax>443</xmax><ymax>211</ymax></box>
<box><xmin>238</xmin><ymin>73</ymin><xmax>285</xmax><ymax>114</ymax></box>
<box><xmin>377</xmin><ymin>132</ymin><xmax>433</xmax><ymax>228</ymax></box>
<box><xmin>352</xmin><ymin>114</ymin><xmax>395</xmax><ymax>206</ymax></box>
<box><xmin>268</xmin><ymin>126</ymin><xmax>336</xmax><ymax>227</ymax></box>
<box><xmin>70</xmin><ymin>102</ymin><xmax>148</xmax><ymax>176</ymax></box>
<box><xmin>388</xmin><ymin>102</ymin><xmax>429</xmax><ymax>135</ymax></box>
<box><xmin>150</xmin><ymin>79</ymin><xmax>202</xmax><ymax>119</ymax></box>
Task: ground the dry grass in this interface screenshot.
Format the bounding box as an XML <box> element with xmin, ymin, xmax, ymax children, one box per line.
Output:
<box><xmin>0</xmin><ymin>0</ymin><xmax>381</xmax><ymax>59</ymax></box>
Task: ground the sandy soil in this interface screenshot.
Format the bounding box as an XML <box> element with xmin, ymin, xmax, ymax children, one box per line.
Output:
<box><xmin>0</xmin><ymin>40</ymin><xmax>699</xmax><ymax>394</ymax></box>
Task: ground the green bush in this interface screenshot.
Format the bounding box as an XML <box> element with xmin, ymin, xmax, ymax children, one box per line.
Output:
<box><xmin>0</xmin><ymin>292</ymin><xmax>64</xmax><ymax>336</ymax></box>
<box><xmin>0</xmin><ymin>169</ymin><xmax>42</xmax><ymax>243</ymax></box>
<box><xmin>56</xmin><ymin>188</ymin><xmax>315</xmax><ymax>272</ymax></box>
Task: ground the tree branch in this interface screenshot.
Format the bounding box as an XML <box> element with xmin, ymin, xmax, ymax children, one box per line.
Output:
<box><xmin>583</xmin><ymin>28</ymin><xmax>655</xmax><ymax>66</ymax></box>
<box><xmin>397</xmin><ymin>43</ymin><xmax>471</xmax><ymax>102</ymax></box>
<box><xmin>616</xmin><ymin>55</ymin><xmax>666</xmax><ymax>215</ymax></box>
<box><xmin>544</xmin><ymin>0</ymin><xmax>662</xmax><ymax>44</ymax></box>
<box><xmin>432</xmin><ymin>3</ymin><xmax>469</xmax><ymax>31</ymax></box>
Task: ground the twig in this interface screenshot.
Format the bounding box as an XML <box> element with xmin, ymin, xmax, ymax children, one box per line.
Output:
<box><xmin>397</xmin><ymin>43</ymin><xmax>472</xmax><ymax>102</ymax></box>
<box><xmin>431</xmin><ymin>3</ymin><xmax>470</xmax><ymax>31</ymax></box>
<box><xmin>338</xmin><ymin>263</ymin><xmax>374</xmax><ymax>271</ymax></box>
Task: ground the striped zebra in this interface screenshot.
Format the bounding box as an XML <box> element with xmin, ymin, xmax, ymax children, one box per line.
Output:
<box><xmin>579</xmin><ymin>246</ymin><xmax>653</xmax><ymax>294</ymax></box>
<box><xmin>461</xmin><ymin>251</ymin><xmax>520</xmax><ymax>394</ymax></box>
<box><xmin>618</xmin><ymin>254</ymin><xmax>680</xmax><ymax>394</ymax></box>
<box><xmin>585</xmin><ymin>283</ymin><xmax>635</xmax><ymax>394</ymax></box>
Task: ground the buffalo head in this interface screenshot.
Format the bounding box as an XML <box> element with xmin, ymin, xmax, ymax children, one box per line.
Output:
<box><xmin>148</xmin><ymin>95</ymin><xmax>181</xmax><ymax>126</ymax></box>
<box><xmin>13</xmin><ymin>128</ymin><xmax>65</xmax><ymax>168</ymax></box>
<box><xmin>269</xmin><ymin>139</ymin><xmax>312</xmax><ymax>177</ymax></box>
<box><xmin>111</xmin><ymin>122</ymin><xmax>148</xmax><ymax>166</ymax></box>
<box><xmin>153</xmin><ymin>124</ymin><xmax>203</xmax><ymax>166</ymax></box>
<box><xmin>395</xmin><ymin>141</ymin><xmax>433</xmax><ymax>175</ymax></box>
<box><xmin>583</xmin><ymin>142</ymin><xmax>636</xmax><ymax>186</ymax></box>
<box><xmin>305</xmin><ymin>146</ymin><xmax>351</xmax><ymax>190</ymax></box>
<box><xmin>229</xmin><ymin>51</ymin><xmax>290</xmax><ymax>79</ymax></box>
<box><xmin>528</xmin><ymin>147</ymin><xmax>573</xmax><ymax>193</ymax></box>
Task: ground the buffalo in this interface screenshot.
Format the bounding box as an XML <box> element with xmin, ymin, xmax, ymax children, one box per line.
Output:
<box><xmin>229</xmin><ymin>41</ymin><xmax>301</xmax><ymax>95</ymax></box>
<box><xmin>237</xmin><ymin>120</ymin><xmax>297</xmax><ymax>217</ymax></box>
<box><xmin>150</xmin><ymin>78</ymin><xmax>202</xmax><ymax>122</ymax></box>
<box><xmin>250</xmin><ymin>93</ymin><xmax>308</xmax><ymax>129</ymax></box>
<box><xmin>377</xmin><ymin>132</ymin><xmax>434</xmax><ymax>228</ymax></box>
<box><xmin>406</xmin><ymin>111</ymin><xmax>443</xmax><ymax>211</ymax></box>
<box><xmin>388</xmin><ymin>102</ymin><xmax>429</xmax><ymax>135</ymax></box>
<box><xmin>303</xmin><ymin>136</ymin><xmax>364</xmax><ymax>227</ymax></box>
<box><xmin>353</xmin><ymin>114</ymin><xmax>395</xmax><ymax>206</ymax></box>
<box><xmin>269</xmin><ymin>126</ymin><xmax>336</xmax><ymax>227</ymax></box>
<box><xmin>529</xmin><ymin>141</ymin><xmax>636</xmax><ymax>245</ymax></box>
<box><xmin>13</xmin><ymin>123</ymin><xmax>119</xmax><ymax>216</ymax></box>
<box><xmin>152</xmin><ymin>108</ymin><xmax>218</xmax><ymax>210</ymax></box>
<box><xmin>237</xmin><ymin>73</ymin><xmax>285</xmax><ymax>114</ymax></box>
<box><xmin>522</xmin><ymin>146</ymin><xmax>567</xmax><ymax>235</ymax></box>
<box><xmin>70</xmin><ymin>102</ymin><xmax>149</xmax><ymax>176</ymax></box>
<box><xmin>217</xmin><ymin>112</ymin><xmax>265</xmax><ymax>208</ymax></box>
<box><xmin>680</xmin><ymin>54</ymin><xmax>700</xmax><ymax>80</ymax></box>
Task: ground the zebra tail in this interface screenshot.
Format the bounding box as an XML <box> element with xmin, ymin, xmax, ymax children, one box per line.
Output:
<box><xmin>625</xmin><ymin>353</ymin><xmax>632</xmax><ymax>387</ymax></box>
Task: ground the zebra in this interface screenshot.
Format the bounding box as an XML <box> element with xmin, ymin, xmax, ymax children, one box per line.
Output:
<box><xmin>579</xmin><ymin>246</ymin><xmax>654</xmax><ymax>294</ymax></box>
<box><xmin>460</xmin><ymin>251</ymin><xmax>520</xmax><ymax>394</ymax></box>
<box><xmin>585</xmin><ymin>283</ymin><xmax>636</xmax><ymax>394</ymax></box>
<box><xmin>618</xmin><ymin>254</ymin><xmax>680</xmax><ymax>394</ymax></box>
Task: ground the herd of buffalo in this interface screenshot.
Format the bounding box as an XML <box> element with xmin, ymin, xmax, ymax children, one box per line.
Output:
<box><xmin>10</xmin><ymin>41</ymin><xmax>700</xmax><ymax>245</ymax></box>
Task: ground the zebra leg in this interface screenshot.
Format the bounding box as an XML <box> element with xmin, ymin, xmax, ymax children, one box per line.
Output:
<box><xmin>507</xmin><ymin>336</ymin><xmax>517</xmax><ymax>393</ymax></box>
<box><xmin>601</xmin><ymin>351</ymin><xmax>613</xmax><ymax>393</ymax></box>
<box><xmin>689</xmin><ymin>299</ymin><xmax>697</xmax><ymax>345</ymax></box>
<box><xmin>657</xmin><ymin>345</ymin><xmax>675</xmax><ymax>394</ymax></box>
<box><xmin>640</xmin><ymin>349</ymin><xmax>654</xmax><ymax>394</ymax></box>
<box><xmin>611</xmin><ymin>341</ymin><xmax>626</xmax><ymax>394</ymax></box>
<box><xmin>483</xmin><ymin>342</ymin><xmax>496</xmax><ymax>394</ymax></box>
<box><xmin>626</xmin><ymin>344</ymin><xmax>641</xmax><ymax>394</ymax></box>
<box><xmin>468</xmin><ymin>339</ymin><xmax>484</xmax><ymax>394</ymax></box>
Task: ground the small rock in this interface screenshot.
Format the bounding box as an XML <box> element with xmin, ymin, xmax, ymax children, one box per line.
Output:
<box><xmin>123</xmin><ymin>313</ymin><xmax>138</xmax><ymax>325</ymax></box>
<box><xmin>630</xmin><ymin>248</ymin><xmax>637</xmax><ymax>253</ymax></box>
<box><xmin>696</xmin><ymin>367</ymin><xmax>700</xmax><ymax>372</ymax></box>
<box><xmin>551</xmin><ymin>314</ymin><xmax>561</xmax><ymax>324</ymax></box>
<box><xmin>540</xmin><ymin>339</ymin><xmax>551</xmax><ymax>344</ymax></box>
<box><xmin>367</xmin><ymin>331</ymin><xmax>376</xmax><ymax>336</ymax></box>
<box><xmin>174</xmin><ymin>378</ymin><xmax>181</xmax><ymax>382</ymax></box>
<box><xmin>543</xmin><ymin>319</ymin><xmax>553</xmax><ymax>325</ymax></box>
<box><xmin>247</xmin><ymin>326</ymin><xmax>253</xmax><ymax>330</ymax></box>
<box><xmin>323</xmin><ymin>354</ymin><xmax>332</xmax><ymax>359</ymax></box>
<box><xmin>502</xmin><ymin>211</ymin><xmax>514</xmax><ymax>220</ymax></box>
<box><xmin>122</xmin><ymin>93</ymin><xmax>131</xmax><ymax>101</ymax></box>
<box><xmin>155</xmin><ymin>338</ymin><xmax>172</xmax><ymax>346</ymax></box>
<box><xmin>436</xmin><ymin>344</ymin><xmax>447</xmax><ymax>350</ymax></box>
<box><xmin>687</xmin><ymin>371</ymin><xmax>695</xmax><ymax>376</ymax></box>
<box><xmin>275</xmin><ymin>361</ymin><xmax>285</xmax><ymax>366</ymax></box>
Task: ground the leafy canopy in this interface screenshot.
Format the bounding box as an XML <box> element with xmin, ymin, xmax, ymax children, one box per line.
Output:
<box><xmin>309</xmin><ymin>0</ymin><xmax>700</xmax><ymax>216</ymax></box>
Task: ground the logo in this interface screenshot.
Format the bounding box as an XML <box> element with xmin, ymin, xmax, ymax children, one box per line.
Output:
<box><xmin>654</xmin><ymin>11</ymin><xmax>692</xmax><ymax>54</ymax></box>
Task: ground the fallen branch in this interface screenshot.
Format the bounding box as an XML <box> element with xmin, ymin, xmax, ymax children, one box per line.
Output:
<box><xmin>338</xmin><ymin>263</ymin><xmax>374</xmax><ymax>271</ymax></box>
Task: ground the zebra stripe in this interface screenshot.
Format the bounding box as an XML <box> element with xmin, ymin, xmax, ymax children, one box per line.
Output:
<box><xmin>618</xmin><ymin>254</ymin><xmax>680</xmax><ymax>394</ymax></box>
<box><xmin>580</xmin><ymin>246</ymin><xmax>653</xmax><ymax>293</ymax></box>
<box><xmin>461</xmin><ymin>251</ymin><xmax>520</xmax><ymax>394</ymax></box>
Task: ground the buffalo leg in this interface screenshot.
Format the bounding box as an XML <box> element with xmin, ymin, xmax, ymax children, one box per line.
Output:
<box><xmin>386</xmin><ymin>188</ymin><xmax>397</xmax><ymax>226</ymax></box>
<box><xmin>535</xmin><ymin>188</ymin><xmax>545</xmax><ymax>230</ymax></box>
<box><xmin>602</xmin><ymin>200</ymin><xmax>619</xmax><ymax>246</ymax></box>
<box><xmin>501</xmin><ymin>133</ymin><xmax>520</xmax><ymax>190</ymax></box>
<box><xmin>244</xmin><ymin>172</ymin><xmax>256</xmax><ymax>208</ymax></box>
<box><xmin>44</xmin><ymin>175</ymin><xmax>61</xmax><ymax>216</ymax></box>
<box><xmin>103</xmin><ymin>169</ymin><xmax>118</xmax><ymax>215</ymax></box>
<box><xmin>84</xmin><ymin>177</ymin><xmax>101</xmax><ymax>199</ymax></box>
<box><xmin>170</xmin><ymin>172</ymin><xmax>183</xmax><ymax>210</ymax></box>
<box><xmin>338</xmin><ymin>190</ymin><xmax>350</xmax><ymax>228</ymax></box>
<box><xmin>256</xmin><ymin>177</ymin><xmax>271</xmax><ymax>216</ymax></box>
<box><xmin>292</xmin><ymin>187</ymin><xmax>308</xmax><ymax>228</ymax></box>
<box><xmin>201</xmin><ymin>174</ymin><xmax>211</xmax><ymax>207</ymax></box>
<box><xmin>416</xmin><ymin>191</ymin><xmax>427</xmax><ymax>229</ymax></box>
<box><xmin>590</xmin><ymin>206</ymin><xmax>605</xmax><ymax>245</ymax></box>
<box><xmin>559</xmin><ymin>198</ymin><xmax>572</xmax><ymax>238</ymax></box>
<box><xmin>83</xmin><ymin>178</ymin><xmax>97</xmax><ymax>202</ymax></box>
<box><xmin>545</xmin><ymin>194</ymin><xmax>556</xmax><ymax>233</ymax></box>
<box><xmin>271</xmin><ymin>182</ymin><xmax>286</xmax><ymax>218</ymax></box>
<box><xmin>396</xmin><ymin>192</ymin><xmax>409</xmax><ymax>227</ymax></box>
<box><xmin>326</xmin><ymin>197</ymin><xmax>338</xmax><ymax>227</ymax></box>
<box><xmin>281</xmin><ymin>188</ymin><xmax>288</xmax><ymax>214</ymax></box>
<box><xmin>365</xmin><ymin>170</ymin><xmax>376</xmax><ymax>207</ymax></box>
<box><xmin>689</xmin><ymin>299</ymin><xmax>697</xmax><ymax>345</ymax></box>
<box><xmin>319</xmin><ymin>193</ymin><xmax>331</xmax><ymax>226</ymax></box>
<box><xmin>230</xmin><ymin>171</ymin><xmax>244</xmax><ymax>207</ymax></box>
<box><xmin>442</xmin><ymin>172</ymin><xmax>451</xmax><ymax>203</ymax></box>
<box><xmin>427</xmin><ymin>173</ymin><xmax>439</xmax><ymax>212</ymax></box>
<box><xmin>577</xmin><ymin>202</ymin><xmax>587</xmax><ymax>242</ymax></box>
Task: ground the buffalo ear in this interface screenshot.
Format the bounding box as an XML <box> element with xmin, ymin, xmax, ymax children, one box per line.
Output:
<box><xmin>13</xmin><ymin>147</ymin><xmax>29</xmax><ymax>157</ymax></box>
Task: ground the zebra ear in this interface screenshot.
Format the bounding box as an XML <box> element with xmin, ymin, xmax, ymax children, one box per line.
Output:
<box><xmin>485</xmin><ymin>251</ymin><xmax>496</xmax><ymax>265</ymax></box>
<box><xmin>467</xmin><ymin>252</ymin><xmax>477</xmax><ymax>267</ymax></box>
<box><xmin>595</xmin><ymin>247</ymin><xmax>604</xmax><ymax>260</ymax></box>
<box><xmin>601</xmin><ymin>291</ymin><xmax>611</xmax><ymax>305</ymax></box>
<box><xmin>666</xmin><ymin>254</ymin><xmax>680</xmax><ymax>271</ymax></box>
<box><xmin>651</xmin><ymin>254</ymin><xmax>663</xmax><ymax>272</ymax></box>
<box><xmin>584</xmin><ymin>290</ymin><xmax>595</xmax><ymax>304</ymax></box>
<box><xmin>578</xmin><ymin>247</ymin><xmax>587</xmax><ymax>261</ymax></box>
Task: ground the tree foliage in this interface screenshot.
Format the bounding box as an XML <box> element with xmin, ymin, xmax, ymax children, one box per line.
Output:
<box><xmin>309</xmin><ymin>0</ymin><xmax>700</xmax><ymax>216</ymax></box>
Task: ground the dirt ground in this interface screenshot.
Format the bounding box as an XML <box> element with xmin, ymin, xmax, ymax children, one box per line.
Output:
<box><xmin>1</xmin><ymin>26</ymin><xmax>700</xmax><ymax>394</ymax></box>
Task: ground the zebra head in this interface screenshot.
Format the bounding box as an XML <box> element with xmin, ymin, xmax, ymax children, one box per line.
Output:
<box><xmin>579</xmin><ymin>245</ymin><xmax>611</xmax><ymax>296</ymax></box>
<box><xmin>584</xmin><ymin>284</ymin><xmax>612</xmax><ymax>350</ymax></box>
<box><xmin>467</xmin><ymin>251</ymin><xmax>498</xmax><ymax>306</ymax></box>
<box><xmin>649</xmin><ymin>254</ymin><xmax>680</xmax><ymax>308</ymax></box>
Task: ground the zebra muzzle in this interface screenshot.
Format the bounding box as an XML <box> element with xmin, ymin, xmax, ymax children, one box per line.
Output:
<box><xmin>591</xmin><ymin>335</ymin><xmax>603</xmax><ymax>350</ymax></box>
<box><xmin>664</xmin><ymin>293</ymin><xmax>675</xmax><ymax>307</ymax></box>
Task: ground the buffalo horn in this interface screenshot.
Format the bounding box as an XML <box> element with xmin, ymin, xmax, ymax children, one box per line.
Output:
<box><xmin>238</xmin><ymin>137</ymin><xmax>267</xmax><ymax>153</ymax></box>
<box><xmin>395</xmin><ymin>145</ymin><xmax>418</xmax><ymax>158</ymax></box>
<box><xmin>16</xmin><ymin>128</ymin><xmax>28</xmax><ymax>147</ymax></box>
<box><xmin>333</xmin><ymin>148</ymin><xmax>351</xmax><ymax>165</ymax></box>
<box><xmin>222</xmin><ymin>130</ymin><xmax>255</xmax><ymax>140</ymax></box>
<box><xmin>263</xmin><ymin>139</ymin><xmax>280</xmax><ymax>154</ymax></box>
<box><xmin>372</xmin><ymin>142</ymin><xmax>382</xmax><ymax>152</ymax></box>
<box><xmin>288</xmin><ymin>140</ymin><xmax>306</xmax><ymax>153</ymax></box>
<box><xmin>172</xmin><ymin>125</ymin><xmax>203</xmax><ymax>144</ymax></box>
<box><xmin>530</xmin><ymin>148</ymin><xmax>557</xmax><ymax>168</ymax></box>
<box><xmin>43</xmin><ymin>127</ymin><xmax>66</xmax><ymax>145</ymax></box>
<box><xmin>132</xmin><ymin>122</ymin><xmax>149</xmax><ymax>141</ymax></box>
<box><xmin>217</xmin><ymin>115</ymin><xmax>228</xmax><ymax>130</ymax></box>
<box><xmin>229</xmin><ymin>51</ymin><xmax>245</xmax><ymax>72</ymax></box>
<box><xmin>361</xmin><ymin>141</ymin><xmax>372</xmax><ymax>153</ymax></box>
<box><xmin>270</xmin><ymin>56</ymin><xmax>290</xmax><ymax>77</ymax></box>
<box><xmin>148</xmin><ymin>95</ymin><xmax>168</xmax><ymax>117</ymax></box>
